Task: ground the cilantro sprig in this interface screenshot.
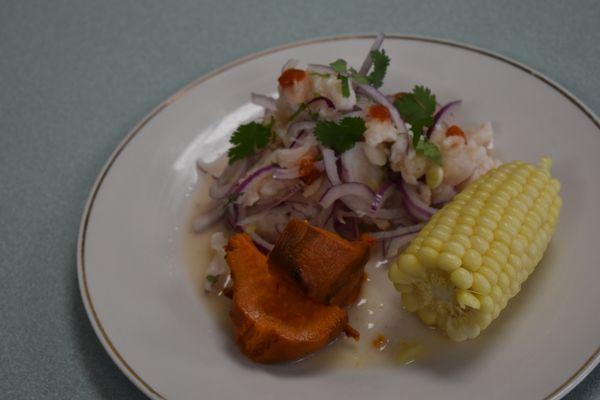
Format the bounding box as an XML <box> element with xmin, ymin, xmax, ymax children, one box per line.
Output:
<box><xmin>227</xmin><ymin>121</ymin><xmax>273</xmax><ymax>164</ymax></box>
<box><xmin>326</xmin><ymin>50</ymin><xmax>390</xmax><ymax>97</ymax></box>
<box><xmin>314</xmin><ymin>117</ymin><xmax>366</xmax><ymax>154</ymax></box>
<box><xmin>366</xmin><ymin>49</ymin><xmax>390</xmax><ymax>88</ymax></box>
<box><xmin>394</xmin><ymin>85</ymin><xmax>442</xmax><ymax>165</ymax></box>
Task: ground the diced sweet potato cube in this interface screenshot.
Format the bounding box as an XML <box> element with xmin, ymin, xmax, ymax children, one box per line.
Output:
<box><xmin>268</xmin><ymin>219</ymin><xmax>371</xmax><ymax>303</ymax></box>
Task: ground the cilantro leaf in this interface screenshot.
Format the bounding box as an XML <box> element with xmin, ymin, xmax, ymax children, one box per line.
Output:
<box><xmin>329</xmin><ymin>59</ymin><xmax>348</xmax><ymax>74</ymax></box>
<box><xmin>394</xmin><ymin>85</ymin><xmax>436</xmax><ymax>146</ymax></box>
<box><xmin>368</xmin><ymin>49</ymin><xmax>390</xmax><ymax>88</ymax></box>
<box><xmin>416</xmin><ymin>140</ymin><xmax>442</xmax><ymax>165</ymax></box>
<box><xmin>349</xmin><ymin>68</ymin><xmax>370</xmax><ymax>85</ymax></box>
<box><xmin>227</xmin><ymin>121</ymin><xmax>272</xmax><ymax>164</ymax></box>
<box><xmin>338</xmin><ymin>74</ymin><xmax>350</xmax><ymax>97</ymax></box>
<box><xmin>314</xmin><ymin>117</ymin><xmax>366</xmax><ymax>154</ymax></box>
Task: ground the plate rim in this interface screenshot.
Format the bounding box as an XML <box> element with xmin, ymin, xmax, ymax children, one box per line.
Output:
<box><xmin>76</xmin><ymin>33</ymin><xmax>600</xmax><ymax>400</ymax></box>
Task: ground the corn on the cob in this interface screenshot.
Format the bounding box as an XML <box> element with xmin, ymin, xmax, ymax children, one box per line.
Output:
<box><xmin>389</xmin><ymin>159</ymin><xmax>562</xmax><ymax>341</ymax></box>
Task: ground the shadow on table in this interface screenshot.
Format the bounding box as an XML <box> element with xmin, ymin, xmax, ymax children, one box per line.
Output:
<box><xmin>69</xmin><ymin>272</ymin><xmax>147</xmax><ymax>400</ymax></box>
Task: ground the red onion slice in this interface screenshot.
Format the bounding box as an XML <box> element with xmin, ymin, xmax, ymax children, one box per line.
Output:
<box><xmin>319</xmin><ymin>182</ymin><xmax>375</xmax><ymax>209</ymax></box>
<box><xmin>273</xmin><ymin>167</ymin><xmax>300</xmax><ymax>180</ymax></box>
<box><xmin>370</xmin><ymin>208</ymin><xmax>407</xmax><ymax>220</ymax></box>
<box><xmin>251</xmin><ymin>93</ymin><xmax>278</xmax><ymax>111</ymax></box>
<box><xmin>288</xmin><ymin>121</ymin><xmax>316</xmax><ymax>148</ymax></box>
<box><xmin>209</xmin><ymin>159</ymin><xmax>248</xmax><ymax>199</ymax></box>
<box><xmin>232</xmin><ymin>164</ymin><xmax>276</xmax><ymax>195</ymax></box>
<box><xmin>356</xmin><ymin>84</ymin><xmax>406</xmax><ymax>132</ymax></box>
<box><xmin>248</xmin><ymin>231</ymin><xmax>274</xmax><ymax>253</ymax></box>
<box><xmin>193</xmin><ymin>206</ymin><xmax>225</xmax><ymax>233</ymax></box>
<box><xmin>369</xmin><ymin>223</ymin><xmax>424</xmax><ymax>240</ymax></box>
<box><xmin>307</xmin><ymin>95</ymin><xmax>335</xmax><ymax>109</ymax></box>
<box><xmin>426</xmin><ymin>100</ymin><xmax>462</xmax><ymax>138</ymax></box>
<box><xmin>371</xmin><ymin>181</ymin><xmax>394</xmax><ymax>211</ymax></box>
<box><xmin>359</xmin><ymin>33</ymin><xmax>385</xmax><ymax>75</ymax></box>
<box><xmin>398</xmin><ymin>180</ymin><xmax>438</xmax><ymax>222</ymax></box>
<box><xmin>273</xmin><ymin>160</ymin><xmax>324</xmax><ymax>180</ymax></box>
<box><xmin>321</xmin><ymin>148</ymin><xmax>341</xmax><ymax>185</ymax></box>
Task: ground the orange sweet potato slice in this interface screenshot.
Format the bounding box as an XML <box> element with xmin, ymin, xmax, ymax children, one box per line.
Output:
<box><xmin>226</xmin><ymin>233</ymin><xmax>348</xmax><ymax>363</ymax></box>
<box><xmin>268</xmin><ymin>219</ymin><xmax>371</xmax><ymax>304</ymax></box>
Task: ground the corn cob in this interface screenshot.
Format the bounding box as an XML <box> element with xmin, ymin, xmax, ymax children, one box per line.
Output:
<box><xmin>388</xmin><ymin>158</ymin><xmax>562</xmax><ymax>341</ymax></box>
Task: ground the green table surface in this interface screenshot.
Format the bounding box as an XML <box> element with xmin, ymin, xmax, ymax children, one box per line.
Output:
<box><xmin>1</xmin><ymin>0</ymin><xmax>599</xmax><ymax>398</ymax></box>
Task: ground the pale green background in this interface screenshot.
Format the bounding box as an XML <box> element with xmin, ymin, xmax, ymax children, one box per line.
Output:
<box><xmin>1</xmin><ymin>0</ymin><xmax>598</xmax><ymax>398</ymax></box>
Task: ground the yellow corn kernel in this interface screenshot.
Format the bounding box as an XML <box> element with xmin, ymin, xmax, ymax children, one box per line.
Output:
<box><xmin>426</xmin><ymin>164</ymin><xmax>444</xmax><ymax>189</ymax></box>
<box><xmin>450</xmin><ymin>234</ymin><xmax>471</xmax><ymax>250</ymax></box>
<box><xmin>478</xmin><ymin>296</ymin><xmax>494</xmax><ymax>314</ymax></box>
<box><xmin>494</xmin><ymin>229</ymin><xmax>513</xmax><ymax>246</ymax></box>
<box><xmin>443</xmin><ymin>241</ymin><xmax>466</xmax><ymax>258</ymax></box>
<box><xmin>450</xmin><ymin>267</ymin><xmax>473</xmax><ymax>289</ymax></box>
<box><xmin>456</xmin><ymin>290</ymin><xmax>480</xmax><ymax>310</ymax></box>
<box><xmin>463</xmin><ymin>249</ymin><xmax>482</xmax><ymax>272</ymax></box>
<box><xmin>453</xmin><ymin>224</ymin><xmax>473</xmax><ymax>237</ymax></box>
<box><xmin>437</xmin><ymin>252</ymin><xmax>462</xmax><ymax>271</ymax></box>
<box><xmin>472</xmin><ymin>272</ymin><xmax>491</xmax><ymax>295</ymax></box>
<box><xmin>478</xmin><ymin>266</ymin><xmax>498</xmax><ymax>286</ymax></box>
<box><xmin>474</xmin><ymin>226</ymin><xmax>494</xmax><ymax>242</ymax></box>
<box><xmin>399</xmin><ymin>254</ymin><xmax>426</xmax><ymax>279</ymax></box>
<box><xmin>470</xmin><ymin>235</ymin><xmax>489</xmax><ymax>254</ymax></box>
<box><xmin>422</xmin><ymin>236</ymin><xmax>444</xmax><ymax>251</ymax></box>
<box><xmin>417</xmin><ymin>247</ymin><xmax>438</xmax><ymax>269</ymax></box>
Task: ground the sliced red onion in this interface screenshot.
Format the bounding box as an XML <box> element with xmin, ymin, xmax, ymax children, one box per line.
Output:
<box><xmin>241</xmin><ymin>182</ymin><xmax>304</xmax><ymax>220</ymax></box>
<box><xmin>307</xmin><ymin>64</ymin><xmax>335</xmax><ymax>75</ymax></box>
<box><xmin>371</xmin><ymin>181</ymin><xmax>394</xmax><ymax>211</ymax></box>
<box><xmin>307</xmin><ymin>96</ymin><xmax>335</xmax><ymax>109</ymax></box>
<box><xmin>426</xmin><ymin>100</ymin><xmax>462</xmax><ymax>138</ymax></box>
<box><xmin>281</xmin><ymin>58</ymin><xmax>299</xmax><ymax>73</ymax></box>
<box><xmin>225</xmin><ymin>203</ymin><xmax>242</xmax><ymax>233</ymax></box>
<box><xmin>385</xmin><ymin>233</ymin><xmax>418</xmax><ymax>258</ymax></box>
<box><xmin>289</xmin><ymin>130</ymin><xmax>306</xmax><ymax>149</ymax></box>
<box><xmin>251</xmin><ymin>93</ymin><xmax>278</xmax><ymax>111</ymax></box>
<box><xmin>209</xmin><ymin>159</ymin><xmax>248</xmax><ymax>199</ymax></box>
<box><xmin>273</xmin><ymin>167</ymin><xmax>300</xmax><ymax>180</ymax></box>
<box><xmin>370</xmin><ymin>208</ymin><xmax>407</xmax><ymax>220</ymax></box>
<box><xmin>359</xmin><ymin>33</ymin><xmax>385</xmax><ymax>75</ymax></box>
<box><xmin>369</xmin><ymin>223</ymin><xmax>424</xmax><ymax>240</ymax></box>
<box><xmin>248</xmin><ymin>231</ymin><xmax>274</xmax><ymax>252</ymax></box>
<box><xmin>193</xmin><ymin>206</ymin><xmax>225</xmax><ymax>233</ymax></box>
<box><xmin>356</xmin><ymin>84</ymin><xmax>406</xmax><ymax>132</ymax></box>
<box><xmin>232</xmin><ymin>164</ymin><xmax>276</xmax><ymax>195</ymax></box>
<box><xmin>319</xmin><ymin>182</ymin><xmax>375</xmax><ymax>209</ymax></box>
<box><xmin>398</xmin><ymin>180</ymin><xmax>438</xmax><ymax>222</ymax></box>
<box><xmin>273</xmin><ymin>160</ymin><xmax>324</xmax><ymax>181</ymax></box>
<box><xmin>321</xmin><ymin>148</ymin><xmax>341</xmax><ymax>185</ymax></box>
<box><xmin>237</xmin><ymin>204</ymin><xmax>293</xmax><ymax>227</ymax></box>
<box><xmin>287</xmin><ymin>121</ymin><xmax>316</xmax><ymax>147</ymax></box>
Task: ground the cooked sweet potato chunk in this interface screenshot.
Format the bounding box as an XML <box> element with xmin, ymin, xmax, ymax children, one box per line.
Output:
<box><xmin>268</xmin><ymin>219</ymin><xmax>372</xmax><ymax>304</ymax></box>
<box><xmin>226</xmin><ymin>233</ymin><xmax>348</xmax><ymax>363</ymax></box>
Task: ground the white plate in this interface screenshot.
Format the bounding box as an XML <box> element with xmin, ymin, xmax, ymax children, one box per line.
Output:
<box><xmin>78</xmin><ymin>35</ymin><xmax>600</xmax><ymax>400</ymax></box>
